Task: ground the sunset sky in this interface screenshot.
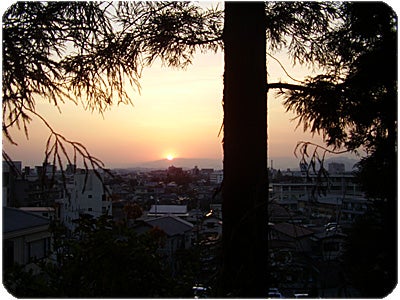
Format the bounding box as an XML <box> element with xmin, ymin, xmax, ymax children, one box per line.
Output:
<box><xmin>2</xmin><ymin>1</ymin><xmax>361</xmax><ymax>170</ymax></box>
<box><xmin>3</xmin><ymin>48</ymin><xmax>340</xmax><ymax>169</ymax></box>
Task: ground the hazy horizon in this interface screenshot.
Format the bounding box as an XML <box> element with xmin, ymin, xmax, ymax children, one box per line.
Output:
<box><xmin>9</xmin><ymin>154</ymin><xmax>360</xmax><ymax>173</ymax></box>
<box><xmin>2</xmin><ymin>16</ymin><xmax>361</xmax><ymax>173</ymax></box>
<box><xmin>3</xmin><ymin>49</ymin><xmax>343</xmax><ymax>171</ymax></box>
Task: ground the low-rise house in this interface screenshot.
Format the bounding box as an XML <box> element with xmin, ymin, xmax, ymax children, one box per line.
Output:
<box><xmin>144</xmin><ymin>215</ymin><xmax>193</xmax><ymax>250</ymax></box>
<box><xmin>3</xmin><ymin>207</ymin><xmax>51</xmax><ymax>269</ymax></box>
<box><xmin>269</xmin><ymin>202</ymin><xmax>294</xmax><ymax>223</ymax></box>
<box><xmin>147</xmin><ymin>204</ymin><xmax>188</xmax><ymax>218</ymax></box>
<box><xmin>19</xmin><ymin>207</ymin><xmax>56</xmax><ymax>221</ymax></box>
<box><xmin>269</xmin><ymin>222</ymin><xmax>314</xmax><ymax>253</ymax></box>
<box><xmin>134</xmin><ymin>215</ymin><xmax>194</xmax><ymax>275</ymax></box>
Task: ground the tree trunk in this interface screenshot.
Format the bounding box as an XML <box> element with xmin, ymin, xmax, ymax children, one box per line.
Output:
<box><xmin>221</xmin><ymin>2</ymin><xmax>268</xmax><ymax>297</ymax></box>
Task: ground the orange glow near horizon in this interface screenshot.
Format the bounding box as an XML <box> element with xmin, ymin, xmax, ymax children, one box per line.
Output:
<box><xmin>3</xmin><ymin>51</ymin><xmax>359</xmax><ymax>170</ymax></box>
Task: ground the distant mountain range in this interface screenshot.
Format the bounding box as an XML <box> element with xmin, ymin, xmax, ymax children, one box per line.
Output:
<box><xmin>130</xmin><ymin>158</ymin><xmax>223</xmax><ymax>170</ymax></box>
<box><xmin>118</xmin><ymin>155</ymin><xmax>359</xmax><ymax>172</ymax></box>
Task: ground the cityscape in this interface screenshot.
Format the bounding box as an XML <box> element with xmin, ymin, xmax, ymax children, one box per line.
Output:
<box><xmin>3</xmin><ymin>157</ymin><xmax>374</xmax><ymax>297</ymax></box>
<box><xmin>2</xmin><ymin>1</ymin><xmax>396</xmax><ymax>298</ymax></box>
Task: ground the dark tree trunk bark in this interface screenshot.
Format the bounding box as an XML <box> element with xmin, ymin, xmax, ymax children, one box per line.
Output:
<box><xmin>221</xmin><ymin>2</ymin><xmax>268</xmax><ymax>297</ymax></box>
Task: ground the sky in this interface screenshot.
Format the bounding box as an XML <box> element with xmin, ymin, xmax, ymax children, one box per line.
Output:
<box><xmin>3</xmin><ymin>49</ymin><xmax>337</xmax><ymax>170</ymax></box>
<box><xmin>2</xmin><ymin>2</ymin><xmax>360</xmax><ymax>170</ymax></box>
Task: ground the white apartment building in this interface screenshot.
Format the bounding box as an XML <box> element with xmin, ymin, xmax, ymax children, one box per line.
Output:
<box><xmin>271</xmin><ymin>163</ymin><xmax>367</xmax><ymax>223</ymax></box>
<box><xmin>272</xmin><ymin>173</ymin><xmax>363</xmax><ymax>202</ymax></box>
<box><xmin>57</xmin><ymin>170</ymin><xmax>112</xmax><ymax>231</ymax></box>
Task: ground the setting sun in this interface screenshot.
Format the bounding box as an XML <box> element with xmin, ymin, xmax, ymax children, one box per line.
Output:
<box><xmin>166</xmin><ymin>154</ymin><xmax>174</xmax><ymax>161</ymax></box>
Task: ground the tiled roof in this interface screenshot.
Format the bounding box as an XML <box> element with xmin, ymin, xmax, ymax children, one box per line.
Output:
<box><xmin>272</xmin><ymin>222</ymin><xmax>314</xmax><ymax>239</ymax></box>
<box><xmin>145</xmin><ymin>216</ymin><xmax>193</xmax><ymax>236</ymax></box>
<box><xmin>3</xmin><ymin>207</ymin><xmax>49</xmax><ymax>233</ymax></box>
<box><xmin>269</xmin><ymin>203</ymin><xmax>292</xmax><ymax>217</ymax></box>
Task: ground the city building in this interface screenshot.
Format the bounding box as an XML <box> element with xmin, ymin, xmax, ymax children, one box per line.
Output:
<box><xmin>19</xmin><ymin>207</ymin><xmax>56</xmax><ymax>221</ymax></box>
<box><xmin>3</xmin><ymin>161</ymin><xmax>22</xmax><ymax>207</ymax></box>
<box><xmin>270</xmin><ymin>162</ymin><xmax>367</xmax><ymax>224</ymax></box>
<box><xmin>134</xmin><ymin>215</ymin><xmax>194</xmax><ymax>275</ymax></box>
<box><xmin>210</xmin><ymin>170</ymin><xmax>223</xmax><ymax>184</ymax></box>
<box><xmin>3</xmin><ymin>161</ymin><xmax>63</xmax><ymax>207</ymax></box>
<box><xmin>328</xmin><ymin>162</ymin><xmax>345</xmax><ymax>174</ymax></box>
<box><xmin>56</xmin><ymin>170</ymin><xmax>112</xmax><ymax>231</ymax></box>
<box><xmin>3</xmin><ymin>207</ymin><xmax>52</xmax><ymax>269</ymax></box>
<box><xmin>269</xmin><ymin>222</ymin><xmax>314</xmax><ymax>252</ymax></box>
<box><xmin>147</xmin><ymin>204</ymin><xmax>188</xmax><ymax>218</ymax></box>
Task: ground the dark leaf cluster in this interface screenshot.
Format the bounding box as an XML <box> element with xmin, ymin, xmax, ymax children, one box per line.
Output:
<box><xmin>115</xmin><ymin>2</ymin><xmax>223</xmax><ymax>67</ymax></box>
<box><xmin>343</xmin><ymin>199</ymin><xmax>397</xmax><ymax>297</ymax></box>
<box><xmin>2</xmin><ymin>1</ymin><xmax>223</xmax><ymax>177</ymax></box>
<box><xmin>3</xmin><ymin>215</ymin><xmax>188</xmax><ymax>298</ymax></box>
<box><xmin>281</xmin><ymin>3</ymin><xmax>397</xmax><ymax>155</ymax></box>
<box><xmin>265</xmin><ymin>2</ymin><xmax>342</xmax><ymax>68</ymax></box>
<box><xmin>295</xmin><ymin>141</ymin><xmax>331</xmax><ymax>198</ymax></box>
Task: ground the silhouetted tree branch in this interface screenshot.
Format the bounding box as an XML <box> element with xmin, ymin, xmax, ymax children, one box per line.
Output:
<box><xmin>3</xmin><ymin>1</ymin><xmax>222</xmax><ymax>170</ymax></box>
<box><xmin>267</xmin><ymin>82</ymin><xmax>308</xmax><ymax>92</ymax></box>
<box><xmin>280</xmin><ymin>4</ymin><xmax>397</xmax><ymax>295</ymax></box>
<box><xmin>267</xmin><ymin>53</ymin><xmax>303</xmax><ymax>83</ymax></box>
<box><xmin>294</xmin><ymin>141</ymin><xmax>350</xmax><ymax>197</ymax></box>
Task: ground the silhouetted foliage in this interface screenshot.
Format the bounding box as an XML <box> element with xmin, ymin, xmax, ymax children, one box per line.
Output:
<box><xmin>2</xmin><ymin>1</ymin><xmax>222</xmax><ymax>170</ymax></box>
<box><xmin>278</xmin><ymin>3</ymin><xmax>397</xmax><ymax>296</ymax></box>
<box><xmin>265</xmin><ymin>2</ymin><xmax>341</xmax><ymax>67</ymax></box>
<box><xmin>281</xmin><ymin>3</ymin><xmax>397</xmax><ymax>197</ymax></box>
<box><xmin>123</xmin><ymin>202</ymin><xmax>143</xmax><ymax>220</ymax></box>
<box><xmin>282</xmin><ymin>3</ymin><xmax>396</xmax><ymax>155</ymax></box>
<box><xmin>344</xmin><ymin>200</ymin><xmax>397</xmax><ymax>297</ymax></box>
<box><xmin>3</xmin><ymin>214</ymin><xmax>199</xmax><ymax>297</ymax></box>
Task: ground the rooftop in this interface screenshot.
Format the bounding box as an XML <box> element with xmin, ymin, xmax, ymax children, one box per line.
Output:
<box><xmin>3</xmin><ymin>207</ymin><xmax>50</xmax><ymax>233</ymax></box>
<box><xmin>272</xmin><ymin>222</ymin><xmax>314</xmax><ymax>239</ymax></box>
<box><xmin>148</xmin><ymin>204</ymin><xmax>188</xmax><ymax>216</ymax></box>
<box><xmin>144</xmin><ymin>215</ymin><xmax>193</xmax><ymax>236</ymax></box>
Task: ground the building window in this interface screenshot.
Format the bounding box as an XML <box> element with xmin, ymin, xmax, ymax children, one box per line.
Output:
<box><xmin>88</xmin><ymin>194</ymin><xmax>93</xmax><ymax>198</ymax></box>
<box><xmin>27</xmin><ymin>238</ymin><xmax>50</xmax><ymax>262</ymax></box>
<box><xmin>88</xmin><ymin>208</ymin><xmax>93</xmax><ymax>212</ymax></box>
